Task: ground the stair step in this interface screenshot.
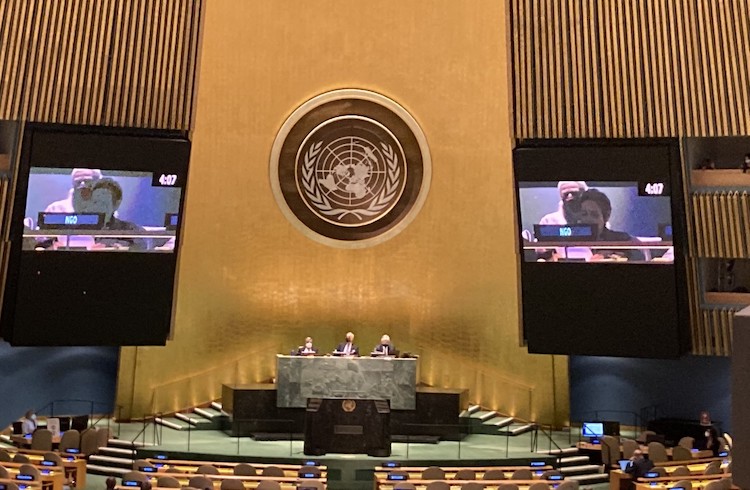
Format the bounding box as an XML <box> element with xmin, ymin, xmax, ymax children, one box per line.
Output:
<box><xmin>485</xmin><ymin>416</ymin><xmax>515</xmax><ymax>428</ymax></box>
<box><xmin>211</xmin><ymin>401</ymin><xmax>223</xmax><ymax>411</ymax></box>
<box><xmin>566</xmin><ymin>472</ymin><xmax>610</xmax><ymax>484</ymax></box>
<box><xmin>499</xmin><ymin>423</ymin><xmax>535</xmax><ymax>436</ymax></box>
<box><xmin>559</xmin><ymin>455</ymin><xmax>591</xmax><ymax>466</ymax></box>
<box><xmin>89</xmin><ymin>455</ymin><xmax>135</xmax><ymax>468</ymax></box>
<box><xmin>174</xmin><ymin>413</ymin><xmax>212</xmax><ymax>426</ymax></box>
<box><xmin>193</xmin><ymin>407</ymin><xmax>224</xmax><ymax>419</ymax></box>
<box><xmin>536</xmin><ymin>447</ymin><xmax>580</xmax><ymax>456</ymax></box>
<box><xmin>156</xmin><ymin>417</ymin><xmax>191</xmax><ymax>430</ymax></box>
<box><xmin>466</xmin><ymin>405</ymin><xmax>481</xmax><ymax>414</ymax></box>
<box><xmin>559</xmin><ymin>464</ymin><xmax>604</xmax><ymax>475</ymax></box>
<box><xmin>87</xmin><ymin>464</ymin><xmax>130</xmax><ymax>476</ymax></box>
<box><xmin>478</xmin><ymin>411</ymin><xmax>499</xmax><ymax>422</ymax></box>
<box><xmin>107</xmin><ymin>439</ymin><xmax>146</xmax><ymax>449</ymax></box>
<box><xmin>98</xmin><ymin>446</ymin><xmax>136</xmax><ymax>457</ymax></box>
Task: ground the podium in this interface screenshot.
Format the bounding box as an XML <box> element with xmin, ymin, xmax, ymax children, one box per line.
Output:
<box><xmin>304</xmin><ymin>398</ymin><xmax>391</xmax><ymax>456</ymax></box>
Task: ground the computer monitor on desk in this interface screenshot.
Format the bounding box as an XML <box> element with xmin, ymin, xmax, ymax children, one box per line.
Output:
<box><xmin>582</xmin><ymin>422</ymin><xmax>604</xmax><ymax>442</ymax></box>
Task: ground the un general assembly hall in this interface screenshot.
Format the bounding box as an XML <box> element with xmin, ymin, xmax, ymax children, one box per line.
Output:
<box><xmin>0</xmin><ymin>1</ymin><xmax>748</xmax><ymax>489</ymax></box>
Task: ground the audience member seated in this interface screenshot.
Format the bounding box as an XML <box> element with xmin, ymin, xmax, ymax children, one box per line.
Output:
<box><xmin>624</xmin><ymin>449</ymin><xmax>654</xmax><ymax>479</ymax></box>
<box><xmin>21</xmin><ymin>411</ymin><xmax>37</xmax><ymax>435</ymax></box>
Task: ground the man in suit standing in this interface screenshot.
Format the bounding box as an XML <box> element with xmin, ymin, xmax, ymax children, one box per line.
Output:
<box><xmin>624</xmin><ymin>449</ymin><xmax>654</xmax><ymax>479</ymax></box>
<box><xmin>334</xmin><ymin>332</ymin><xmax>359</xmax><ymax>356</ymax></box>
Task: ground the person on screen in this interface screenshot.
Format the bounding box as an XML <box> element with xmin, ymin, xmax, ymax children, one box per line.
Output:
<box><xmin>79</xmin><ymin>178</ymin><xmax>148</xmax><ymax>251</ymax></box>
<box><xmin>295</xmin><ymin>337</ymin><xmax>318</xmax><ymax>356</ymax></box>
<box><xmin>576</xmin><ymin>189</ymin><xmax>644</xmax><ymax>261</ymax></box>
<box><xmin>44</xmin><ymin>168</ymin><xmax>103</xmax><ymax>213</ymax></box>
<box><xmin>373</xmin><ymin>334</ymin><xmax>397</xmax><ymax>356</ymax></box>
<box><xmin>539</xmin><ymin>181</ymin><xmax>588</xmax><ymax>225</ymax></box>
<box><xmin>334</xmin><ymin>332</ymin><xmax>359</xmax><ymax>356</ymax></box>
<box><xmin>624</xmin><ymin>449</ymin><xmax>654</xmax><ymax>478</ymax></box>
<box><xmin>21</xmin><ymin>409</ymin><xmax>37</xmax><ymax>435</ymax></box>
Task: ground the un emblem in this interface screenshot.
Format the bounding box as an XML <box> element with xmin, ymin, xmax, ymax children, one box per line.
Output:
<box><xmin>271</xmin><ymin>90</ymin><xmax>431</xmax><ymax>247</ymax></box>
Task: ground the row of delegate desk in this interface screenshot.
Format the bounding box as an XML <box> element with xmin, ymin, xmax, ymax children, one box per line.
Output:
<box><xmin>609</xmin><ymin>457</ymin><xmax>732</xmax><ymax>490</ymax></box>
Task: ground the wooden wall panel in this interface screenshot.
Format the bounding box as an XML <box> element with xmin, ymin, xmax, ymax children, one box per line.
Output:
<box><xmin>0</xmin><ymin>0</ymin><xmax>202</xmax><ymax>130</ymax></box>
<box><xmin>511</xmin><ymin>0</ymin><xmax>750</xmax><ymax>138</ymax></box>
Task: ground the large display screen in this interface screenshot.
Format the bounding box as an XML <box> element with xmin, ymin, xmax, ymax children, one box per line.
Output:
<box><xmin>23</xmin><ymin>167</ymin><xmax>181</xmax><ymax>253</ymax></box>
<box><xmin>0</xmin><ymin>125</ymin><xmax>190</xmax><ymax>346</ymax></box>
<box><xmin>518</xmin><ymin>180</ymin><xmax>673</xmax><ymax>263</ymax></box>
<box><xmin>514</xmin><ymin>141</ymin><xmax>690</xmax><ymax>358</ymax></box>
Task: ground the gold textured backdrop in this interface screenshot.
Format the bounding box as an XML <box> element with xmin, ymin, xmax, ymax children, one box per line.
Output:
<box><xmin>116</xmin><ymin>0</ymin><xmax>569</xmax><ymax>426</ymax></box>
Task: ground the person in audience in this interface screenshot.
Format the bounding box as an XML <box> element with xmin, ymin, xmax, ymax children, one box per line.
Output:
<box><xmin>701</xmin><ymin>427</ymin><xmax>722</xmax><ymax>456</ymax></box>
<box><xmin>334</xmin><ymin>332</ymin><xmax>359</xmax><ymax>356</ymax></box>
<box><xmin>624</xmin><ymin>449</ymin><xmax>654</xmax><ymax>478</ymax></box>
<box><xmin>575</xmin><ymin>189</ymin><xmax>644</xmax><ymax>261</ymax></box>
<box><xmin>21</xmin><ymin>409</ymin><xmax>37</xmax><ymax>435</ymax></box>
<box><xmin>295</xmin><ymin>337</ymin><xmax>318</xmax><ymax>356</ymax></box>
<box><xmin>539</xmin><ymin>181</ymin><xmax>588</xmax><ymax>225</ymax></box>
<box><xmin>105</xmin><ymin>477</ymin><xmax>117</xmax><ymax>490</ymax></box>
<box><xmin>373</xmin><ymin>334</ymin><xmax>397</xmax><ymax>356</ymax></box>
<box><xmin>44</xmin><ymin>168</ymin><xmax>104</xmax><ymax>213</ymax></box>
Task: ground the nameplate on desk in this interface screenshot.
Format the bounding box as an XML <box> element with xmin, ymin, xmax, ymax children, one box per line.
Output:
<box><xmin>38</xmin><ymin>212</ymin><xmax>104</xmax><ymax>230</ymax></box>
<box><xmin>334</xmin><ymin>424</ymin><xmax>363</xmax><ymax>435</ymax></box>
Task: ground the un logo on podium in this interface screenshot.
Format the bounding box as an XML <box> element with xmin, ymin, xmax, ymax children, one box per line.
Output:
<box><xmin>271</xmin><ymin>90</ymin><xmax>431</xmax><ymax>248</ymax></box>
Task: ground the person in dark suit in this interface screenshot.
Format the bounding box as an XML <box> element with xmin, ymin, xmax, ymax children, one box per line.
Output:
<box><xmin>624</xmin><ymin>449</ymin><xmax>654</xmax><ymax>479</ymax></box>
<box><xmin>700</xmin><ymin>427</ymin><xmax>722</xmax><ymax>456</ymax></box>
<box><xmin>373</xmin><ymin>334</ymin><xmax>397</xmax><ymax>357</ymax></box>
<box><xmin>294</xmin><ymin>337</ymin><xmax>318</xmax><ymax>356</ymax></box>
<box><xmin>334</xmin><ymin>332</ymin><xmax>359</xmax><ymax>356</ymax></box>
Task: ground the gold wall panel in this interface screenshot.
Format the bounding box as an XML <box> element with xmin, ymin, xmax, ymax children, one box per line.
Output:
<box><xmin>117</xmin><ymin>0</ymin><xmax>569</xmax><ymax>426</ymax></box>
<box><xmin>691</xmin><ymin>191</ymin><xmax>750</xmax><ymax>259</ymax></box>
<box><xmin>0</xmin><ymin>0</ymin><xmax>202</xmax><ymax>130</ymax></box>
<box><xmin>511</xmin><ymin>0</ymin><xmax>750</xmax><ymax>138</ymax></box>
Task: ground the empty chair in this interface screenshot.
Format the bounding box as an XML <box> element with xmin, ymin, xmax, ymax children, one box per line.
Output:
<box><xmin>0</xmin><ymin>465</ymin><xmax>9</xmax><ymax>478</ymax></box>
<box><xmin>12</xmin><ymin>453</ymin><xmax>30</xmax><ymax>463</ymax></box>
<box><xmin>233</xmin><ymin>463</ymin><xmax>256</xmax><ymax>476</ymax></box>
<box><xmin>30</xmin><ymin>428</ymin><xmax>53</xmax><ymax>451</ymax></box>
<box><xmin>671</xmin><ymin>466</ymin><xmax>691</xmax><ymax>477</ymax></box>
<box><xmin>454</xmin><ymin>469</ymin><xmax>476</xmax><ymax>480</ymax></box>
<box><xmin>647</xmin><ymin>441</ymin><xmax>668</xmax><ymax>463</ymax></box>
<box><xmin>298</xmin><ymin>466</ymin><xmax>322</xmax><ymax>478</ymax></box>
<box><xmin>188</xmin><ymin>475</ymin><xmax>214</xmax><ymax>490</ymax></box>
<box><xmin>636</xmin><ymin>430</ymin><xmax>656</xmax><ymax>444</ymax></box>
<box><xmin>621</xmin><ymin>438</ymin><xmax>639</xmax><ymax>459</ymax></box>
<box><xmin>425</xmin><ymin>482</ymin><xmax>450</xmax><ymax>490</ymax></box>
<box><xmin>528</xmin><ymin>483</ymin><xmax>550</xmax><ymax>490</ymax></box>
<box><xmin>0</xmin><ymin>482</ymin><xmax>19</xmax><ymax>490</ymax></box>
<box><xmin>540</xmin><ymin>470</ymin><xmax>563</xmax><ymax>480</ymax></box>
<box><xmin>717</xmin><ymin>436</ymin><xmax>728</xmax><ymax>452</ymax></box>
<box><xmin>556</xmin><ymin>482</ymin><xmax>579</xmax><ymax>490</ymax></box>
<box><xmin>510</xmin><ymin>468</ymin><xmax>532</xmax><ymax>480</ymax></box>
<box><xmin>601</xmin><ymin>435</ymin><xmax>621</xmax><ymax>467</ymax></box>
<box><xmin>678</xmin><ymin>436</ymin><xmax>695</xmax><ymax>449</ymax></box>
<box><xmin>122</xmin><ymin>471</ymin><xmax>149</xmax><ymax>483</ymax></box>
<box><xmin>59</xmin><ymin>429</ymin><xmax>81</xmax><ymax>453</ymax></box>
<box><xmin>197</xmin><ymin>464</ymin><xmax>220</xmax><ymax>475</ymax></box>
<box><xmin>157</xmin><ymin>476</ymin><xmax>181</xmax><ymax>488</ymax></box>
<box><xmin>460</xmin><ymin>483</ymin><xmax>485</xmax><ymax>490</ymax></box>
<box><xmin>19</xmin><ymin>464</ymin><xmax>41</xmax><ymax>480</ymax></box>
<box><xmin>649</xmin><ymin>467</ymin><xmax>667</xmax><ymax>477</ymax></box>
<box><xmin>672</xmin><ymin>481</ymin><xmax>692</xmax><ymax>490</ymax></box>
<box><xmin>96</xmin><ymin>427</ymin><xmax>112</xmax><ymax>450</ymax></box>
<box><xmin>704</xmin><ymin>481</ymin><xmax>724</xmax><ymax>490</ymax></box>
<box><xmin>43</xmin><ymin>452</ymin><xmax>63</xmax><ymax>465</ymax></box>
<box><xmin>498</xmin><ymin>485</ymin><xmax>520</xmax><ymax>490</ymax></box>
<box><xmin>672</xmin><ymin>445</ymin><xmax>693</xmax><ymax>461</ymax></box>
<box><xmin>723</xmin><ymin>432</ymin><xmax>733</xmax><ymax>449</ymax></box>
<box><xmin>80</xmin><ymin>428</ymin><xmax>99</xmax><ymax>455</ymax></box>
<box><xmin>422</xmin><ymin>466</ymin><xmax>446</xmax><ymax>480</ymax></box>
<box><xmin>219</xmin><ymin>480</ymin><xmax>244</xmax><ymax>490</ymax></box>
<box><xmin>256</xmin><ymin>482</ymin><xmax>281</xmax><ymax>490</ymax></box>
<box><xmin>296</xmin><ymin>483</ymin><xmax>324</xmax><ymax>490</ymax></box>
<box><xmin>393</xmin><ymin>484</ymin><xmax>416</xmax><ymax>490</ymax></box>
<box><xmin>166</xmin><ymin>465</ymin><xmax>186</xmax><ymax>473</ymax></box>
<box><xmin>133</xmin><ymin>459</ymin><xmax>156</xmax><ymax>471</ymax></box>
<box><xmin>705</xmin><ymin>461</ymin><xmax>722</xmax><ymax>475</ymax></box>
<box><xmin>261</xmin><ymin>466</ymin><xmax>285</xmax><ymax>477</ymax></box>
<box><xmin>719</xmin><ymin>477</ymin><xmax>732</xmax><ymax>490</ymax></box>
<box><xmin>482</xmin><ymin>469</ymin><xmax>506</xmax><ymax>480</ymax></box>
<box><xmin>0</xmin><ymin>450</ymin><xmax>11</xmax><ymax>462</ymax></box>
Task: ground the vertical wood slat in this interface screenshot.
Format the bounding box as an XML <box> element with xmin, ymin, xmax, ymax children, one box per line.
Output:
<box><xmin>0</xmin><ymin>0</ymin><xmax>203</xmax><ymax>131</ymax></box>
<box><xmin>511</xmin><ymin>0</ymin><xmax>750</xmax><ymax>138</ymax></box>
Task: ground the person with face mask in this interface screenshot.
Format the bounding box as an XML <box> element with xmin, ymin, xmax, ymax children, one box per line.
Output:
<box><xmin>539</xmin><ymin>181</ymin><xmax>589</xmax><ymax>225</ymax></box>
<box><xmin>21</xmin><ymin>409</ymin><xmax>37</xmax><ymax>435</ymax></box>
<box><xmin>77</xmin><ymin>178</ymin><xmax>147</xmax><ymax>251</ymax></box>
<box><xmin>295</xmin><ymin>337</ymin><xmax>318</xmax><ymax>356</ymax></box>
<box><xmin>700</xmin><ymin>427</ymin><xmax>722</xmax><ymax>456</ymax></box>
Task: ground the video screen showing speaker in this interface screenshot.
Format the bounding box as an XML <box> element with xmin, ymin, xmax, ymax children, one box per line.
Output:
<box><xmin>0</xmin><ymin>124</ymin><xmax>190</xmax><ymax>346</ymax></box>
<box><xmin>514</xmin><ymin>140</ymin><xmax>690</xmax><ymax>358</ymax></box>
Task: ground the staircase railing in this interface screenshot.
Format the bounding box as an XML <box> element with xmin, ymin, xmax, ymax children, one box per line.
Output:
<box><xmin>532</xmin><ymin>423</ymin><xmax>564</xmax><ymax>467</ymax></box>
<box><xmin>131</xmin><ymin>412</ymin><xmax>163</xmax><ymax>447</ymax></box>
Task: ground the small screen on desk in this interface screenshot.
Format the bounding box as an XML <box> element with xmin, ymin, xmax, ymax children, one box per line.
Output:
<box><xmin>155</xmin><ymin>454</ymin><xmax>168</xmax><ymax>459</ymax></box>
<box><xmin>582</xmin><ymin>422</ymin><xmax>604</xmax><ymax>437</ymax></box>
<box><xmin>530</xmin><ymin>461</ymin><xmax>546</xmax><ymax>467</ymax></box>
<box><xmin>41</xmin><ymin>460</ymin><xmax>55</xmax><ymax>466</ymax></box>
<box><xmin>645</xmin><ymin>472</ymin><xmax>659</xmax><ymax>478</ymax></box>
<box><xmin>16</xmin><ymin>475</ymin><xmax>33</xmax><ymax>481</ymax></box>
<box><xmin>387</xmin><ymin>473</ymin><xmax>407</xmax><ymax>480</ymax></box>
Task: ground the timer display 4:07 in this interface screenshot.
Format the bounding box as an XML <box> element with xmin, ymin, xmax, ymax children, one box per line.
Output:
<box><xmin>638</xmin><ymin>181</ymin><xmax>670</xmax><ymax>196</ymax></box>
<box><xmin>151</xmin><ymin>173</ymin><xmax>182</xmax><ymax>187</ymax></box>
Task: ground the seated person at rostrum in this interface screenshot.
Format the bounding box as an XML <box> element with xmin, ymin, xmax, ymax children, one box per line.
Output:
<box><xmin>624</xmin><ymin>449</ymin><xmax>654</xmax><ymax>479</ymax></box>
<box><xmin>373</xmin><ymin>334</ymin><xmax>397</xmax><ymax>356</ymax></box>
<box><xmin>294</xmin><ymin>337</ymin><xmax>318</xmax><ymax>356</ymax></box>
<box><xmin>572</xmin><ymin>188</ymin><xmax>645</xmax><ymax>261</ymax></box>
<box><xmin>334</xmin><ymin>331</ymin><xmax>359</xmax><ymax>356</ymax></box>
